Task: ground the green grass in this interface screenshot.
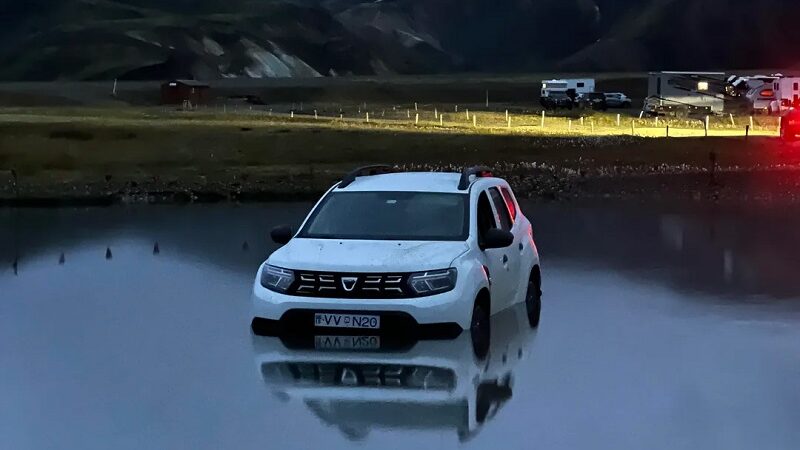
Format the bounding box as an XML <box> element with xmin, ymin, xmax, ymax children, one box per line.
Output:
<box><xmin>0</xmin><ymin>105</ymin><xmax>795</xmax><ymax>200</ymax></box>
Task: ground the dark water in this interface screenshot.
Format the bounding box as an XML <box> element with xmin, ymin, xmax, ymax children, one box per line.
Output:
<box><xmin>2</xmin><ymin>203</ymin><xmax>800</xmax><ymax>450</ymax></box>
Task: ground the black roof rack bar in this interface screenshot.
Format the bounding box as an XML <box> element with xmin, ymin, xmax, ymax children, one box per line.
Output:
<box><xmin>458</xmin><ymin>166</ymin><xmax>493</xmax><ymax>190</ymax></box>
<box><xmin>338</xmin><ymin>165</ymin><xmax>396</xmax><ymax>188</ymax></box>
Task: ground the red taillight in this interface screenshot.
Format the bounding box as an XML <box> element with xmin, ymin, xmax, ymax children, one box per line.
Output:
<box><xmin>479</xmin><ymin>171</ymin><xmax>493</xmax><ymax>177</ymax></box>
<box><xmin>760</xmin><ymin>89</ymin><xmax>775</xmax><ymax>98</ymax></box>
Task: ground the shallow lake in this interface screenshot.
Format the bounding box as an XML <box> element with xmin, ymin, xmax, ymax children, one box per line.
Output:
<box><xmin>2</xmin><ymin>203</ymin><xmax>799</xmax><ymax>450</ymax></box>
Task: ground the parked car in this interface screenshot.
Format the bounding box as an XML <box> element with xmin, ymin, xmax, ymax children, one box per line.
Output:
<box><xmin>252</xmin><ymin>166</ymin><xmax>543</xmax><ymax>358</ymax></box>
<box><xmin>603</xmin><ymin>92</ymin><xmax>632</xmax><ymax>108</ymax></box>
<box><xmin>780</xmin><ymin>108</ymin><xmax>800</xmax><ymax>142</ymax></box>
<box><xmin>576</xmin><ymin>92</ymin><xmax>608</xmax><ymax>111</ymax></box>
<box><xmin>540</xmin><ymin>91</ymin><xmax>574</xmax><ymax>110</ymax></box>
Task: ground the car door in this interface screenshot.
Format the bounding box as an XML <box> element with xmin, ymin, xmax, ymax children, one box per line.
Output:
<box><xmin>476</xmin><ymin>190</ymin><xmax>513</xmax><ymax>314</ymax></box>
<box><xmin>487</xmin><ymin>187</ymin><xmax>522</xmax><ymax>309</ymax></box>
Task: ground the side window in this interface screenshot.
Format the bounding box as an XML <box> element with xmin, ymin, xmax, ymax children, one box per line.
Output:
<box><xmin>577</xmin><ymin>82</ymin><xmax>585</xmax><ymax>88</ymax></box>
<box><xmin>489</xmin><ymin>188</ymin><xmax>513</xmax><ymax>231</ymax></box>
<box><xmin>476</xmin><ymin>192</ymin><xmax>497</xmax><ymax>246</ymax></box>
<box><xmin>500</xmin><ymin>187</ymin><xmax>518</xmax><ymax>221</ymax></box>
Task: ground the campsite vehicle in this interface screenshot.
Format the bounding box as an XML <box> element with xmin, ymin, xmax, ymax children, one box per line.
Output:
<box><xmin>603</xmin><ymin>92</ymin><xmax>632</xmax><ymax>108</ymax></box>
<box><xmin>541</xmin><ymin>78</ymin><xmax>595</xmax><ymax>101</ymax></box>
<box><xmin>780</xmin><ymin>108</ymin><xmax>800</xmax><ymax>141</ymax></box>
<box><xmin>645</xmin><ymin>71</ymin><xmax>727</xmax><ymax>117</ymax></box>
<box><xmin>251</xmin><ymin>166</ymin><xmax>542</xmax><ymax>355</ymax></box>
<box><xmin>577</xmin><ymin>92</ymin><xmax>608</xmax><ymax>110</ymax></box>
<box><xmin>540</xmin><ymin>91</ymin><xmax>574</xmax><ymax>110</ymax></box>
<box><xmin>748</xmin><ymin>76</ymin><xmax>800</xmax><ymax>115</ymax></box>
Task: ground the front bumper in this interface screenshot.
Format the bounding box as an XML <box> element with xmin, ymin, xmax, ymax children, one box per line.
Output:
<box><xmin>252</xmin><ymin>281</ymin><xmax>475</xmax><ymax>333</ymax></box>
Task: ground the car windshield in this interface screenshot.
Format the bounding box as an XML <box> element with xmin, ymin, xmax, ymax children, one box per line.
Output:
<box><xmin>299</xmin><ymin>191</ymin><xmax>469</xmax><ymax>241</ymax></box>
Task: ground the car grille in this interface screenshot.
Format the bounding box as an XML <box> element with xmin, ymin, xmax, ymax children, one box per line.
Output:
<box><xmin>261</xmin><ymin>362</ymin><xmax>456</xmax><ymax>391</ymax></box>
<box><xmin>290</xmin><ymin>271</ymin><xmax>411</xmax><ymax>299</ymax></box>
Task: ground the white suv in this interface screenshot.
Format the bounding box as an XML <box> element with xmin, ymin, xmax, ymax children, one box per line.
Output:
<box><xmin>251</xmin><ymin>166</ymin><xmax>542</xmax><ymax>354</ymax></box>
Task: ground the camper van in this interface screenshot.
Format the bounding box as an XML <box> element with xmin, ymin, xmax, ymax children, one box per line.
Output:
<box><xmin>645</xmin><ymin>71</ymin><xmax>726</xmax><ymax>116</ymax></box>
<box><xmin>747</xmin><ymin>76</ymin><xmax>800</xmax><ymax>115</ymax></box>
<box><xmin>541</xmin><ymin>78</ymin><xmax>595</xmax><ymax>99</ymax></box>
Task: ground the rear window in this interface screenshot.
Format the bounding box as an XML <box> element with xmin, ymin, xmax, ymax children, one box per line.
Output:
<box><xmin>299</xmin><ymin>191</ymin><xmax>469</xmax><ymax>241</ymax></box>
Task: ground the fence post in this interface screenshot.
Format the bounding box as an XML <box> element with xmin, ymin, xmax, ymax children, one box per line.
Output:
<box><xmin>505</xmin><ymin>109</ymin><xmax>509</xmax><ymax>121</ymax></box>
<box><xmin>745</xmin><ymin>124</ymin><xmax>750</xmax><ymax>140</ymax></box>
<box><xmin>485</xmin><ymin>90</ymin><xmax>489</xmax><ymax>108</ymax></box>
<box><xmin>415</xmin><ymin>113</ymin><xmax>419</xmax><ymax>125</ymax></box>
<box><xmin>473</xmin><ymin>114</ymin><xmax>477</xmax><ymax>128</ymax></box>
<box><xmin>568</xmin><ymin>119</ymin><xmax>572</xmax><ymax>132</ymax></box>
<box><xmin>414</xmin><ymin>102</ymin><xmax>418</xmax><ymax>111</ymax></box>
<box><xmin>435</xmin><ymin>108</ymin><xmax>438</xmax><ymax>119</ymax></box>
<box><xmin>705</xmin><ymin>116</ymin><xmax>709</xmax><ymax>137</ymax></box>
<box><xmin>616</xmin><ymin>113</ymin><xmax>621</xmax><ymax>127</ymax></box>
<box><xmin>466</xmin><ymin>108</ymin><xmax>470</xmax><ymax>120</ymax></box>
<box><xmin>366</xmin><ymin>112</ymin><xmax>369</xmax><ymax>123</ymax></box>
<box><xmin>407</xmin><ymin>110</ymin><xmax>410</xmax><ymax>119</ymax></box>
<box><xmin>507</xmin><ymin>116</ymin><xmax>511</xmax><ymax>129</ymax></box>
<box><xmin>440</xmin><ymin>115</ymin><xmax>444</xmax><ymax>126</ymax></box>
<box><xmin>290</xmin><ymin>111</ymin><xmax>294</xmax><ymax>119</ymax></box>
<box><xmin>541</xmin><ymin>111</ymin><xmax>545</xmax><ymax>128</ymax></box>
<box><xmin>729</xmin><ymin>113</ymin><xmax>736</xmax><ymax>126</ymax></box>
<box><xmin>666</xmin><ymin>125</ymin><xmax>670</xmax><ymax>137</ymax></box>
<box><xmin>639</xmin><ymin>111</ymin><xmax>644</xmax><ymax>119</ymax></box>
<box><xmin>314</xmin><ymin>110</ymin><xmax>318</xmax><ymax>119</ymax></box>
<box><xmin>340</xmin><ymin>113</ymin><xmax>343</xmax><ymax>120</ymax></box>
<box><xmin>749</xmin><ymin>116</ymin><xmax>754</xmax><ymax>129</ymax></box>
<box><xmin>655</xmin><ymin>116</ymin><xmax>659</xmax><ymax>127</ymax></box>
<box><xmin>455</xmin><ymin>105</ymin><xmax>458</xmax><ymax>112</ymax></box>
<box><xmin>631</xmin><ymin>120</ymin><xmax>635</xmax><ymax>135</ymax></box>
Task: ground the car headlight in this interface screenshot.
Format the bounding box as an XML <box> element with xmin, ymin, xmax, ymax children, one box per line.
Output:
<box><xmin>260</xmin><ymin>264</ymin><xmax>295</xmax><ymax>293</ymax></box>
<box><xmin>408</xmin><ymin>268</ymin><xmax>457</xmax><ymax>295</ymax></box>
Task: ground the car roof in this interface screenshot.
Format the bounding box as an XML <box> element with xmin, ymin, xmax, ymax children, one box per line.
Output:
<box><xmin>338</xmin><ymin>172</ymin><xmax>492</xmax><ymax>193</ymax></box>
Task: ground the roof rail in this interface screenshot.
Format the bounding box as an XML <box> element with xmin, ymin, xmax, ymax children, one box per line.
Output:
<box><xmin>338</xmin><ymin>165</ymin><xmax>396</xmax><ymax>188</ymax></box>
<box><xmin>457</xmin><ymin>166</ymin><xmax>493</xmax><ymax>190</ymax></box>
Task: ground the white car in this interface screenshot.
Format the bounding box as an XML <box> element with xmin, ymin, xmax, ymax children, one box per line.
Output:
<box><xmin>603</xmin><ymin>92</ymin><xmax>632</xmax><ymax>108</ymax></box>
<box><xmin>251</xmin><ymin>166</ymin><xmax>542</xmax><ymax>355</ymax></box>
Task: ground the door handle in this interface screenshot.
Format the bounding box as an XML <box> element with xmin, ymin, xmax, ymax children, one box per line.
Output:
<box><xmin>502</xmin><ymin>255</ymin><xmax>508</xmax><ymax>264</ymax></box>
<box><xmin>518</xmin><ymin>242</ymin><xmax>524</xmax><ymax>251</ymax></box>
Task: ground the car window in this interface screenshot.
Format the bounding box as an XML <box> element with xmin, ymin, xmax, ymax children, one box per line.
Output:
<box><xmin>489</xmin><ymin>188</ymin><xmax>513</xmax><ymax>231</ymax></box>
<box><xmin>500</xmin><ymin>187</ymin><xmax>517</xmax><ymax>221</ymax></box>
<box><xmin>476</xmin><ymin>191</ymin><xmax>497</xmax><ymax>246</ymax></box>
<box><xmin>300</xmin><ymin>191</ymin><xmax>469</xmax><ymax>241</ymax></box>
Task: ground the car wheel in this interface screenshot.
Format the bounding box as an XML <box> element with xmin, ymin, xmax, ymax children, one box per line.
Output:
<box><xmin>470</xmin><ymin>299</ymin><xmax>490</xmax><ymax>359</ymax></box>
<box><xmin>525</xmin><ymin>269</ymin><xmax>542</xmax><ymax>328</ymax></box>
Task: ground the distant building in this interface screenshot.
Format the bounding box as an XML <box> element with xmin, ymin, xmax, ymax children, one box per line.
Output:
<box><xmin>160</xmin><ymin>80</ymin><xmax>210</xmax><ymax>106</ymax></box>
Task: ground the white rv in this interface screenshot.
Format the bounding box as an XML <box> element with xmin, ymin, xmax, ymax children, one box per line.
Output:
<box><xmin>645</xmin><ymin>71</ymin><xmax>726</xmax><ymax>116</ymax></box>
<box><xmin>747</xmin><ymin>76</ymin><xmax>800</xmax><ymax>114</ymax></box>
<box><xmin>541</xmin><ymin>78</ymin><xmax>595</xmax><ymax>98</ymax></box>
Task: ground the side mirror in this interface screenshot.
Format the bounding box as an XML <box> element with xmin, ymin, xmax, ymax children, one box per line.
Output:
<box><xmin>270</xmin><ymin>225</ymin><xmax>293</xmax><ymax>245</ymax></box>
<box><xmin>482</xmin><ymin>229</ymin><xmax>514</xmax><ymax>250</ymax></box>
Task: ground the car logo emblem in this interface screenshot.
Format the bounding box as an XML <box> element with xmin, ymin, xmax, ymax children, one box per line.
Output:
<box><xmin>341</xmin><ymin>277</ymin><xmax>358</xmax><ymax>292</ymax></box>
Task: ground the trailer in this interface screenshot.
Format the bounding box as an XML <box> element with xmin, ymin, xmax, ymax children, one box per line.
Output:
<box><xmin>747</xmin><ymin>76</ymin><xmax>800</xmax><ymax>115</ymax></box>
<box><xmin>644</xmin><ymin>72</ymin><xmax>726</xmax><ymax>117</ymax></box>
<box><xmin>541</xmin><ymin>78</ymin><xmax>595</xmax><ymax>99</ymax></box>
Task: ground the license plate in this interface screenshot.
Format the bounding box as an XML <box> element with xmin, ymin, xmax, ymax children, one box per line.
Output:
<box><xmin>314</xmin><ymin>313</ymin><xmax>380</xmax><ymax>329</ymax></box>
<box><xmin>314</xmin><ymin>335</ymin><xmax>381</xmax><ymax>350</ymax></box>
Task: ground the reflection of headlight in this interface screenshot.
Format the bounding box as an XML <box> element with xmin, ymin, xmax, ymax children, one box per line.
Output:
<box><xmin>408</xmin><ymin>268</ymin><xmax>457</xmax><ymax>295</ymax></box>
<box><xmin>261</xmin><ymin>264</ymin><xmax>295</xmax><ymax>292</ymax></box>
<box><xmin>406</xmin><ymin>367</ymin><xmax>456</xmax><ymax>391</ymax></box>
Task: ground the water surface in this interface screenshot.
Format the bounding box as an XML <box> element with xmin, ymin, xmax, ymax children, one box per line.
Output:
<box><xmin>1</xmin><ymin>203</ymin><xmax>799</xmax><ymax>450</ymax></box>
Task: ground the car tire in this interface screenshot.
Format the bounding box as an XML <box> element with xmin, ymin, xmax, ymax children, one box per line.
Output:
<box><xmin>525</xmin><ymin>269</ymin><xmax>542</xmax><ymax>328</ymax></box>
<box><xmin>470</xmin><ymin>299</ymin><xmax>490</xmax><ymax>360</ymax></box>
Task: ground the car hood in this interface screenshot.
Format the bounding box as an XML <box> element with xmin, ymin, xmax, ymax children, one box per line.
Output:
<box><xmin>267</xmin><ymin>239</ymin><xmax>469</xmax><ymax>272</ymax></box>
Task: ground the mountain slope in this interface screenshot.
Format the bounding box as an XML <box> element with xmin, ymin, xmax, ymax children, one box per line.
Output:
<box><xmin>1</xmin><ymin>0</ymin><xmax>799</xmax><ymax>80</ymax></box>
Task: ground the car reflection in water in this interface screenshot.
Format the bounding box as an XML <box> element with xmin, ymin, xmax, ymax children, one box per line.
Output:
<box><xmin>251</xmin><ymin>303</ymin><xmax>537</xmax><ymax>443</ymax></box>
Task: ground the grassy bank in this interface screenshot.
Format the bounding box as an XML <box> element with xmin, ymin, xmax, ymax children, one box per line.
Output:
<box><xmin>0</xmin><ymin>106</ymin><xmax>798</xmax><ymax>205</ymax></box>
